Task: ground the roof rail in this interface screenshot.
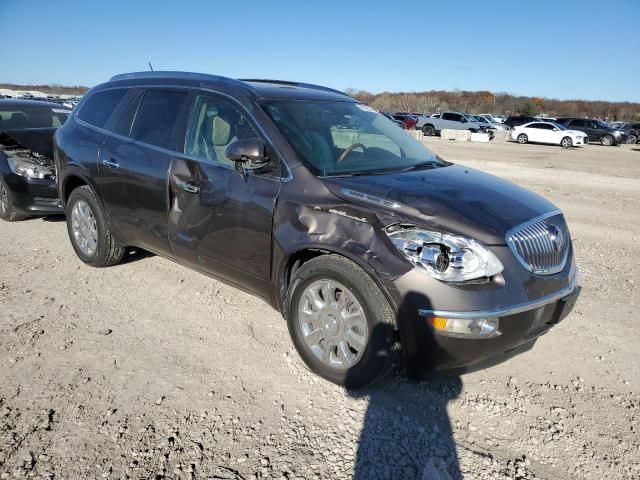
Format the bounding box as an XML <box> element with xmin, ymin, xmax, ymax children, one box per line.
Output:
<box><xmin>238</xmin><ymin>79</ymin><xmax>351</xmax><ymax>98</ymax></box>
<box><xmin>109</xmin><ymin>71</ymin><xmax>246</xmax><ymax>88</ymax></box>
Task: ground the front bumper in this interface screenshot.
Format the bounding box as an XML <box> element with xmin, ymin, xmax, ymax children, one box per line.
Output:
<box><xmin>1</xmin><ymin>171</ymin><xmax>62</xmax><ymax>216</ymax></box>
<box><xmin>385</xmin><ymin>247</ymin><xmax>580</xmax><ymax>374</ymax></box>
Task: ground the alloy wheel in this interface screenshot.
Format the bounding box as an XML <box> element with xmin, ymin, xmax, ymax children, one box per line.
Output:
<box><xmin>602</xmin><ymin>135</ymin><xmax>613</xmax><ymax>146</ymax></box>
<box><xmin>71</xmin><ymin>200</ymin><xmax>98</xmax><ymax>257</ymax></box>
<box><xmin>297</xmin><ymin>279</ymin><xmax>368</xmax><ymax>370</ymax></box>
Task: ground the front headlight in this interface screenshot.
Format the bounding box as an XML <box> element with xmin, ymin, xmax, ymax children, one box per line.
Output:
<box><xmin>386</xmin><ymin>226</ymin><xmax>504</xmax><ymax>282</ymax></box>
<box><xmin>7</xmin><ymin>156</ymin><xmax>55</xmax><ymax>179</ymax></box>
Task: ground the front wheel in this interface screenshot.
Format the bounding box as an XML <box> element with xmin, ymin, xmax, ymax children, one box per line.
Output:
<box><xmin>286</xmin><ymin>255</ymin><xmax>397</xmax><ymax>388</ymax></box>
<box><xmin>626</xmin><ymin>134</ymin><xmax>638</xmax><ymax>144</ymax></box>
<box><xmin>601</xmin><ymin>134</ymin><xmax>614</xmax><ymax>146</ymax></box>
<box><xmin>66</xmin><ymin>186</ymin><xmax>125</xmax><ymax>267</ymax></box>
<box><xmin>561</xmin><ymin>136</ymin><xmax>573</xmax><ymax>148</ymax></box>
<box><xmin>0</xmin><ymin>179</ymin><xmax>26</xmax><ymax>222</ymax></box>
<box><xmin>517</xmin><ymin>133</ymin><xmax>528</xmax><ymax>144</ymax></box>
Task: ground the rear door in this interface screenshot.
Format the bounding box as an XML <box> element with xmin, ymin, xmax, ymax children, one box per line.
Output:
<box><xmin>97</xmin><ymin>88</ymin><xmax>190</xmax><ymax>254</ymax></box>
<box><xmin>523</xmin><ymin>123</ymin><xmax>543</xmax><ymax>142</ymax></box>
<box><xmin>168</xmin><ymin>93</ymin><xmax>281</xmax><ymax>294</ymax></box>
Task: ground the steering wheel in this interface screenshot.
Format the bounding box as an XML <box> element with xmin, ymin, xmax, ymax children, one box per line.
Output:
<box><xmin>337</xmin><ymin>143</ymin><xmax>367</xmax><ymax>163</ymax></box>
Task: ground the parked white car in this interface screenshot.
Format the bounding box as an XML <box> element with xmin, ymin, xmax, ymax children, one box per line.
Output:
<box><xmin>510</xmin><ymin>122</ymin><xmax>588</xmax><ymax>148</ymax></box>
<box><xmin>479</xmin><ymin>114</ymin><xmax>504</xmax><ymax>124</ymax></box>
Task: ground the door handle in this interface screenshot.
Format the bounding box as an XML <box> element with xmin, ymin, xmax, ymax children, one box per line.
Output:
<box><xmin>103</xmin><ymin>158</ymin><xmax>119</xmax><ymax>168</ymax></box>
<box><xmin>176</xmin><ymin>180</ymin><xmax>200</xmax><ymax>194</ymax></box>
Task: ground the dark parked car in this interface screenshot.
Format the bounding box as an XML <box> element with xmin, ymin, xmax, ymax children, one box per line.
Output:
<box><xmin>554</xmin><ymin>118</ymin><xmax>627</xmax><ymax>146</ymax></box>
<box><xmin>54</xmin><ymin>72</ymin><xmax>580</xmax><ymax>387</ymax></box>
<box><xmin>0</xmin><ymin>99</ymin><xmax>71</xmax><ymax>221</ymax></box>
<box><xmin>617</xmin><ymin>122</ymin><xmax>639</xmax><ymax>144</ymax></box>
<box><xmin>381</xmin><ymin>112</ymin><xmax>406</xmax><ymax>129</ymax></box>
<box><xmin>504</xmin><ymin>115</ymin><xmax>539</xmax><ymax>128</ymax></box>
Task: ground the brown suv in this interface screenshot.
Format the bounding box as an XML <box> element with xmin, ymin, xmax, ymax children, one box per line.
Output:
<box><xmin>54</xmin><ymin>72</ymin><xmax>580</xmax><ymax>387</ymax></box>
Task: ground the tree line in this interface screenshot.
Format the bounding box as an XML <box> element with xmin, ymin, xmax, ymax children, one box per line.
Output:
<box><xmin>0</xmin><ymin>83</ymin><xmax>88</xmax><ymax>96</ymax></box>
<box><xmin>346</xmin><ymin>89</ymin><xmax>640</xmax><ymax>121</ymax></box>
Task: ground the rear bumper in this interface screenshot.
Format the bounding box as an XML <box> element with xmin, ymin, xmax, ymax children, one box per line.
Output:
<box><xmin>1</xmin><ymin>171</ymin><xmax>62</xmax><ymax>215</ymax></box>
<box><xmin>396</xmin><ymin>274</ymin><xmax>581</xmax><ymax>374</ymax></box>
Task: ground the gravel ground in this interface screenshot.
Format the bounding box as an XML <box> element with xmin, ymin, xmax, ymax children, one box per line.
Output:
<box><xmin>1</xmin><ymin>140</ymin><xmax>639</xmax><ymax>480</ymax></box>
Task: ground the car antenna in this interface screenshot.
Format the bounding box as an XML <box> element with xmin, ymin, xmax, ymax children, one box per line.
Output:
<box><xmin>148</xmin><ymin>62</ymin><xmax>154</xmax><ymax>72</ymax></box>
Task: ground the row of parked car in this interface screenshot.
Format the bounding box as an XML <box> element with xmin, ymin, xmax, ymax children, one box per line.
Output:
<box><xmin>380</xmin><ymin>110</ymin><xmax>638</xmax><ymax>148</ymax></box>
<box><xmin>0</xmin><ymin>73</ymin><xmax>581</xmax><ymax>388</ymax></box>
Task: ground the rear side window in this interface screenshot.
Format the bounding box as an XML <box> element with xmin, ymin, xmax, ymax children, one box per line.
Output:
<box><xmin>130</xmin><ymin>90</ymin><xmax>187</xmax><ymax>149</ymax></box>
<box><xmin>77</xmin><ymin>89</ymin><xmax>127</xmax><ymax>128</ymax></box>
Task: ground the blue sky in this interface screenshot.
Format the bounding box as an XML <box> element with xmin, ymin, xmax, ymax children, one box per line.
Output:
<box><xmin>1</xmin><ymin>0</ymin><xmax>638</xmax><ymax>102</ymax></box>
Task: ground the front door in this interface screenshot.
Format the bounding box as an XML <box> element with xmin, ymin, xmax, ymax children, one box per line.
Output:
<box><xmin>168</xmin><ymin>93</ymin><xmax>281</xmax><ymax>294</ymax></box>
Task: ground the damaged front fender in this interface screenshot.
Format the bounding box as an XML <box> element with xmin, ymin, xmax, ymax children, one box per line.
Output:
<box><xmin>271</xmin><ymin>194</ymin><xmax>414</xmax><ymax>314</ymax></box>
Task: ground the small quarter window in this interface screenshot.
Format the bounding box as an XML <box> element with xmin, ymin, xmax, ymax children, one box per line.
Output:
<box><xmin>77</xmin><ymin>89</ymin><xmax>127</xmax><ymax>128</ymax></box>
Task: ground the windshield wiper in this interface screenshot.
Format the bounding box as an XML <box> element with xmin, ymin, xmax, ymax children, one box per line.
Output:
<box><xmin>399</xmin><ymin>161</ymin><xmax>443</xmax><ymax>172</ymax></box>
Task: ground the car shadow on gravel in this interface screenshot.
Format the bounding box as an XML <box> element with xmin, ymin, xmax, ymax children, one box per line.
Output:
<box><xmin>118</xmin><ymin>247</ymin><xmax>155</xmax><ymax>265</ymax></box>
<box><xmin>41</xmin><ymin>214</ymin><xmax>66</xmax><ymax>222</ymax></box>
<box><xmin>346</xmin><ymin>292</ymin><xmax>463</xmax><ymax>480</ymax></box>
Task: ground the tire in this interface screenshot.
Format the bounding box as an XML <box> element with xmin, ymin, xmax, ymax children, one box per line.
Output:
<box><xmin>65</xmin><ymin>185</ymin><xmax>125</xmax><ymax>267</ymax></box>
<box><xmin>561</xmin><ymin>136</ymin><xmax>573</xmax><ymax>149</ymax></box>
<box><xmin>286</xmin><ymin>255</ymin><xmax>397</xmax><ymax>388</ymax></box>
<box><xmin>601</xmin><ymin>134</ymin><xmax>614</xmax><ymax>146</ymax></box>
<box><xmin>517</xmin><ymin>133</ymin><xmax>528</xmax><ymax>144</ymax></box>
<box><xmin>626</xmin><ymin>134</ymin><xmax>638</xmax><ymax>145</ymax></box>
<box><xmin>0</xmin><ymin>178</ymin><xmax>26</xmax><ymax>222</ymax></box>
<box><xmin>422</xmin><ymin>124</ymin><xmax>435</xmax><ymax>136</ymax></box>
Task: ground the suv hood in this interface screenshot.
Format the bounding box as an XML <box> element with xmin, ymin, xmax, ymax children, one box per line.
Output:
<box><xmin>323</xmin><ymin>164</ymin><xmax>557</xmax><ymax>245</ymax></box>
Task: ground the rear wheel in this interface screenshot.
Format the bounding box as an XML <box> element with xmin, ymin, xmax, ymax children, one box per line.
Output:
<box><xmin>286</xmin><ymin>255</ymin><xmax>397</xmax><ymax>388</ymax></box>
<box><xmin>561</xmin><ymin>136</ymin><xmax>573</xmax><ymax>148</ymax></box>
<box><xmin>601</xmin><ymin>134</ymin><xmax>614</xmax><ymax>146</ymax></box>
<box><xmin>66</xmin><ymin>186</ymin><xmax>125</xmax><ymax>267</ymax></box>
<box><xmin>517</xmin><ymin>133</ymin><xmax>528</xmax><ymax>144</ymax></box>
<box><xmin>422</xmin><ymin>125</ymin><xmax>435</xmax><ymax>136</ymax></box>
<box><xmin>0</xmin><ymin>179</ymin><xmax>26</xmax><ymax>222</ymax></box>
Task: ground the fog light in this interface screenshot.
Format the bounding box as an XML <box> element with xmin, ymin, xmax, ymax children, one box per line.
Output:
<box><xmin>428</xmin><ymin>316</ymin><xmax>500</xmax><ymax>338</ymax></box>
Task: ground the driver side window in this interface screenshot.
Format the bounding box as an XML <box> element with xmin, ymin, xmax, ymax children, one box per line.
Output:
<box><xmin>184</xmin><ymin>95</ymin><xmax>259</xmax><ymax>166</ymax></box>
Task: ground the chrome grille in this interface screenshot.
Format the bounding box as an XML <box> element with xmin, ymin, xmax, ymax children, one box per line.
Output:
<box><xmin>506</xmin><ymin>212</ymin><xmax>570</xmax><ymax>275</ymax></box>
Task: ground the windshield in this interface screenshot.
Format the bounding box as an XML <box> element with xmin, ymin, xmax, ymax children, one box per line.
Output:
<box><xmin>260</xmin><ymin>100</ymin><xmax>445</xmax><ymax>176</ymax></box>
<box><xmin>0</xmin><ymin>107</ymin><xmax>70</xmax><ymax>132</ymax></box>
<box><xmin>550</xmin><ymin>122</ymin><xmax>567</xmax><ymax>130</ymax></box>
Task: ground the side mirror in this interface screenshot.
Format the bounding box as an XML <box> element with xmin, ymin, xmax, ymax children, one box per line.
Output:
<box><xmin>226</xmin><ymin>138</ymin><xmax>269</xmax><ymax>168</ymax></box>
<box><xmin>460</xmin><ymin>118</ymin><xmax>467</xmax><ymax>123</ymax></box>
<box><xmin>553</xmin><ymin>128</ymin><xmax>559</xmax><ymax>131</ymax></box>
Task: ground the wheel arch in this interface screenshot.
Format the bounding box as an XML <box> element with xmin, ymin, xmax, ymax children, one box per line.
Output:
<box><xmin>60</xmin><ymin>170</ymin><xmax>100</xmax><ymax>209</ymax></box>
<box><xmin>276</xmin><ymin>245</ymin><xmax>399</xmax><ymax>320</ymax></box>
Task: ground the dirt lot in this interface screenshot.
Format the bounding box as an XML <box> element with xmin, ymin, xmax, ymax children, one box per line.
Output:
<box><xmin>1</xmin><ymin>140</ymin><xmax>639</xmax><ymax>480</ymax></box>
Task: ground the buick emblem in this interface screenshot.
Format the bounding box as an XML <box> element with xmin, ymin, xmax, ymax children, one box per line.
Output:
<box><xmin>547</xmin><ymin>225</ymin><xmax>564</xmax><ymax>251</ymax></box>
